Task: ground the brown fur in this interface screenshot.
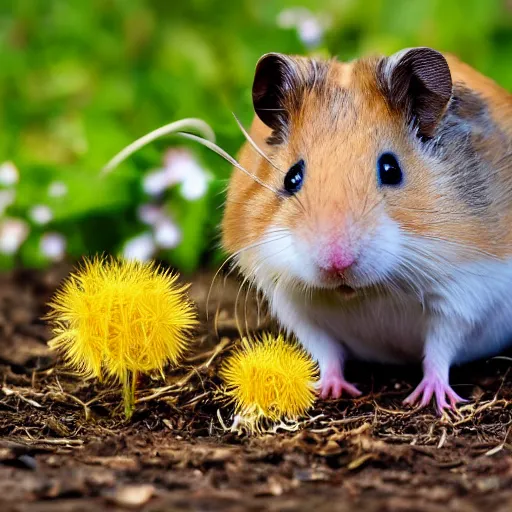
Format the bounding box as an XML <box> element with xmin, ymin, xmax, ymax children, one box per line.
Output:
<box><xmin>222</xmin><ymin>50</ymin><xmax>512</xmax><ymax>261</ymax></box>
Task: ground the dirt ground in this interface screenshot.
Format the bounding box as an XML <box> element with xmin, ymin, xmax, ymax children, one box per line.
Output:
<box><xmin>1</xmin><ymin>265</ymin><xmax>512</xmax><ymax>512</ymax></box>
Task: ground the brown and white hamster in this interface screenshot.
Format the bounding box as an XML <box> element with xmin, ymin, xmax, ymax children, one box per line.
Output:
<box><xmin>222</xmin><ymin>47</ymin><xmax>512</xmax><ymax>412</ymax></box>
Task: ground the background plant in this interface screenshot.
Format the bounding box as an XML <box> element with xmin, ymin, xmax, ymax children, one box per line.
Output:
<box><xmin>1</xmin><ymin>0</ymin><xmax>511</xmax><ymax>272</ymax></box>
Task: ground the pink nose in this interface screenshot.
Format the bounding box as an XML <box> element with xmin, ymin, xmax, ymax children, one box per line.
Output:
<box><xmin>322</xmin><ymin>250</ymin><xmax>355</xmax><ymax>275</ymax></box>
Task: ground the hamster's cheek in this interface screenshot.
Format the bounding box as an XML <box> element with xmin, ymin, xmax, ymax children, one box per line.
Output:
<box><xmin>351</xmin><ymin>216</ymin><xmax>403</xmax><ymax>287</ymax></box>
<box><xmin>248</xmin><ymin>225</ymin><xmax>322</xmax><ymax>287</ymax></box>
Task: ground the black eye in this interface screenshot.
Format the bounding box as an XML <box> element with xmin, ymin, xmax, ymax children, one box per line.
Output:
<box><xmin>284</xmin><ymin>159</ymin><xmax>305</xmax><ymax>195</ymax></box>
<box><xmin>377</xmin><ymin>152</ymin><xmax>403</xmax><ymax>187</ymax></box>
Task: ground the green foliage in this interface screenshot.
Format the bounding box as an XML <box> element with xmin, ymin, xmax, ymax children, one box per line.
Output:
<box><xmin>0</xmin><ymin>0</ymin><xmax>510</xmax><ymax>272</ymax></box>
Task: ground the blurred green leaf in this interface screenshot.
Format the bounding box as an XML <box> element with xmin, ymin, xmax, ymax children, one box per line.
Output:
<box><xmin>0</xmin><ymin>0</ymin><xmax>510</xmax><ymax>270</ymax></box>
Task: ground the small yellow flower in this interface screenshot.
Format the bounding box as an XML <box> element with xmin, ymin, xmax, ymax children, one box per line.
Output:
<box><xmin>220</xmin><ymin>333</ymin><xmax>318</xmax><ymax>431</ymax></box>
<box><xmin>46</xmin><ymin>256</ymin><xmax>197</xmax><ymax>418</ymax></box>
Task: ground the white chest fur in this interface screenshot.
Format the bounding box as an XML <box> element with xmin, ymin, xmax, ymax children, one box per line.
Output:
<box><xmin>257</xmin><ymin>257</ymin><xmax>512</xmax><ymax>368</ymax></box>
<box><xmin>298</xmin><ymin>292</ymin><xmax>427</xmax><ymax>363</ymax></box>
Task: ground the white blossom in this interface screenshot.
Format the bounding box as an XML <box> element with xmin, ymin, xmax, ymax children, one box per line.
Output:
<box><xmin>142</xmin><ymin>148</ymin><xmax>210</xmax><ymax>200</ymax></box>
<box><xmin>40</xmin><ymin>232</ymin><xmax>66</xmax><ymax>261</ymax></box>
<box><xmin>137</xmin><ymin>204</ymin><xmax>164</xmax><ymax>226</ymax></box>
<box><xmin>0</xmin><ymin>162</ymin><xmax>19</xmax><ymax>186</ymax></box>
<box><xmin>277</xmin><ymin>7</ymin><xmax>309</xmax><ymax>28</ymax></box>
<box><xmin>180</xmin><ymin>169</ymin><xmax>209</xmax><ymax>201</ymax></box>
<box><xmin>277</xmin><ymin>7</ymin><xmax>329</xmax><ymax>48</ymax></box>
<box><xmin>122</xmin><ymin>232</ymin><xmax>156</xmax><ymax>261</ymax></box>
<box><xmin>138</xmin><ymin>205</ymin><xmax>182</xmax><ymax>249</ymax></box>
<box><xmin>29</xmin><ymin>205</ymin><xmax>53</xmax><ymax>225</ymax></box>
<box><xmin>142</xmin><ymin>169</ymin><xmax>170</xmax><ymax>196</ymax></box>
<box><xmin>297</xmin><ymin>17</ymin><xmax>324</xmax><ymax>47</ymax></box>
<box><xmin>154</xmin><ymin>218</ymin><xmax>181</xmax><ymax>249</ymax></box>
<box><xmin>0</xmin><ymin>190</ymin><xmax>15</xmax><ymax>216</ymax></box>
<box><xmin>48</xmin><ymin>181</ymin><xmax>68</xmax><ymax>198</ymax></box>
<box><xmin>0</xmin><ymin>218</ymin><xmax>29</xmax><ymax>254</ymax></box>
<box><xmin>163</xmin><ymin>148</ymin><xmax>211</xmax><ymax>200</ymax></box>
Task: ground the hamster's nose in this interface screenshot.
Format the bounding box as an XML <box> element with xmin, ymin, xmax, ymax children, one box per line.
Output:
<box><xmin>320</xmin><ymin>248</ymin><xmax>355</xmax><ymax>276</ymax></box>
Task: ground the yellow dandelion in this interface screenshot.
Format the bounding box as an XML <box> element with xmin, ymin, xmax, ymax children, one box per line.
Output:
<box><xmin>220</xmin><ymin>333</ymin><xmax>318</xmax><ymax>431</ymax></box>
<box><xmin>46</xmin><ymin>256</ymin><xmax>198</xmax><ymax>418</ymax></box>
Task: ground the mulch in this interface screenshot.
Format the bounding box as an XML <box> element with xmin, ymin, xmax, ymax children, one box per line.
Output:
<box><xmin>1</xmin><ymin>264</ymin><xmax>512</xmax><ymax>511</ymax></box>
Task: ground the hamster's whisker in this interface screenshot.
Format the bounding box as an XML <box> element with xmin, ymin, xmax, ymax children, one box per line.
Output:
<box><xmin>383</xmin><ymin>279</ymin><xmax>411</xmax><ymax>303</ymax></box>
<box><xmin>243</xmin><ymin>275</ymin><xmax>257</xmax><ymax>336</ymax></box>
<box><xmin>253</xmin><ymin>108</ymin><xmax>287</xmax><ymax>112</ymax></box>
<box><xmin>375</xmin><ymin>239</ymin><xmax>449</xmax><ymax>292</ymax></box>
<box><xmin>206</xmin><ymin>231</ymin><xmax>290</xmax><ymax>318</ymax></box>
<box><xmin>232</xmin><ymin>113</ymin><xmax>308</xmax><ymax>215</ymax></box>
<box><xmin>399</xmin><ymin>241</ymin><xmax>456</xmax><ymax>276</ymax></box>
<box><xmin>177</xmin><ymin>132</ymin><xmax>280</xmax><ymax>195</ymax></box>
<box><xmin>391</xmin><ymin>205</ymin><xmax>474</xmax><ymax>219</ymax></box>
<box><xmin>255</xmin><ymin>288</ymin><xmax>265</xmax><ymax>328</ymax></box>
<box><xmin>240</xmin><ymin>242</ymin><xmax>294</xmax><ymax>332</ymax></box>
<box><xmin>249</xmin><ymin>243</ymin><xmax>293</xmax><ymax>279</ymax></box>
<box><xmin>400</xmin><ymin>236</ymin><xmax>506</xmax><ymax>285</ymax></box>
<box><xmin>232</xmin><ymin>114</ymin><xmax>285</xmax><ymax>175</ymax></box>
<box><xmin>223</xmin><ymin>198</ymin><xmax>257</xmax><ymax>207</ymax></box>
<box><xmin>246</xmin><ymin>252</ymin><xmax>292</xmax><ymax>290</ymax></box>
<box><xmin>395</xmin><ymin>257</ymin><xmax>436</xmax><ymax>293</ymax></box>
<box><xmin>375</xmin><ymin>248</ymin><xmax>431</xmax><ymax>302</ymax></box>
<box><xmin>493</xmin><ymin>150</ymin><xmax>512</xmax><ymax>169</ymax></box>
<box><xmin>411</xmin><ymin>234</ymin><xmax>501</xmax><ymax>260</ymax></box>
<box><xmin>234</xmin><ymin>274</ymin><xmax>252</xmax><ymax>338</ymax></box>
<box><xmin>361</xmin><ymin>196</ymin><xmax>385</xmax><ymax>220</ymax></box>
<box><xmin>206</xmin><ymin>228</ymin><xmax>288</xmax><ymax>320</ymax></box>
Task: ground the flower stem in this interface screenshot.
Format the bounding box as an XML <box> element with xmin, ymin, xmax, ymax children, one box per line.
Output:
<box><xmin>123</xmin><ymin>370</ymin><xmax>138</xmax><ymax>419</ymax></box>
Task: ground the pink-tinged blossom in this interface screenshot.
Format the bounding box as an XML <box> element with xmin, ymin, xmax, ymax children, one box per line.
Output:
<box><xmin>0</xmin><ymin>218</ymin><xmax>29</xmax><ymax>254</ymax></box>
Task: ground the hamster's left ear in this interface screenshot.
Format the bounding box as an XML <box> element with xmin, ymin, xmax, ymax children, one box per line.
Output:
<box><xmin>379</xmin><ymin>47</ymin><xmax>453</xmax><ymax>138</ymax></box>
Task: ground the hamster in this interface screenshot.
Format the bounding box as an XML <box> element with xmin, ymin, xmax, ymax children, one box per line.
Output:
<box><xmin>221</xmin><ymin>47</ymin><xmax>512</xmax><ymax>412</ymax></box>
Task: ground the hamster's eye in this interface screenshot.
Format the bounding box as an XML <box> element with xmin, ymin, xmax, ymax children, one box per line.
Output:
<box><xmin>283</xmin><ymin>159</ymin><xmax>305</xmax><ymax>195</ymax></box>
<box><xmin>377</xmin><ymin>152</ymin><xmax>403</xmax><ymax>187</ymax></box>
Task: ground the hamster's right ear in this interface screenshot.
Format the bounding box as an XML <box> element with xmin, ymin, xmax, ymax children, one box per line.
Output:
<box><xmin>252</xmin><ymin>53</ymin><xmax>307</xmax><ymax>140</ymax></box>
<box><xmin>379</xmin><ymin>47</ymin><xmax>453</xmax><ymax>138</ymax></box>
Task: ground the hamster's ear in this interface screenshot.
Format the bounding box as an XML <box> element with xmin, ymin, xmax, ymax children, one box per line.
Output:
<box><xmin>379</xmin><ymin>47</ymin><xmax>452</xmax><ymax>138</ymax></box>
<box><xmin>252</xmin><ymin>53</ymin><xmax>313</xmax><ymax>140</ymax></box>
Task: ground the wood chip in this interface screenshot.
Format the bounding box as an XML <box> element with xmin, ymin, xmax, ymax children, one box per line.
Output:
<box><xmin>108</xmin><ymin>484</ymin><xmax>155</xmax><ymax>508</ymax></box>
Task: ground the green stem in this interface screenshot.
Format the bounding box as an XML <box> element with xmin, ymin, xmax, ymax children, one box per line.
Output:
<box><xmin>123</xmin><ymin>370</ymin><xmax>138</xmax><ymax>420</ymax></box>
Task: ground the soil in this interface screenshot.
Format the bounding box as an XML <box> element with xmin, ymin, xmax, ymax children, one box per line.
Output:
<box><xmin>1</xmin><ymin>264</ymin><xmax>512</xmax><ymax>512</ymax></box>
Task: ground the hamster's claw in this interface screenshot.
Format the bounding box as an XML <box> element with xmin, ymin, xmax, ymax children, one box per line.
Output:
<box><xmin>403</xmin><ymin>372</ymin><xmax>467</xmax><ymax>414</ymax></box>
<box><xmin>319</xmin><ymin>368</ymin><xmax>362</xmax><ymax>399</ymax></box>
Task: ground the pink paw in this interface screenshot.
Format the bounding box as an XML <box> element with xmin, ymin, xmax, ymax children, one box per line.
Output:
<box><xmin>404</xmin><ymin>372</ymin><xmax>467</xmax><ymax>413</ymax></box>
<box><xmin>319</xmin><ymin>368</ymin><xmax>362</xmax><ymax>399</ymax></box>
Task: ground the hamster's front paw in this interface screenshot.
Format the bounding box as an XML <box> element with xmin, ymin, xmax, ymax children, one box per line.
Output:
<box><xmin>403</xmin><ymin>367</ymin><xmax>467</xmax><ymax>413</ymax></box>
<box><xmin>318</xmin><ymin>364</ymin><xmax>362</xmax><ymax>399</ymax></box>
